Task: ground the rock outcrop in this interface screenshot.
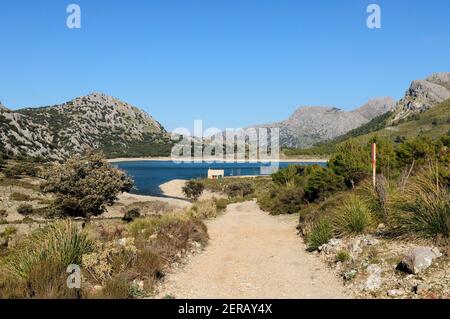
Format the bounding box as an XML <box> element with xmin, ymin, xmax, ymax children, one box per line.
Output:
<box><xmin>393</xmin><ymin>73</ymin><xmax>450</xmax><ymax>121</ymax></box>
<box><xmin>0</xmin><ymin>93</ymin><xmax>172</xmax><ymax>159</ymax></box>
<box><xmin>252</xmin><ymin>97</ymin><xmax>396</xmax><ymax>148</ymax></box>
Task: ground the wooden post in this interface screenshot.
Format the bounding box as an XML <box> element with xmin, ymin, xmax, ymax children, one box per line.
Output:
<box><xmin>371</xmin><ymin>143</ymin><xmax>377</xmax><ymax>187</ymax></box>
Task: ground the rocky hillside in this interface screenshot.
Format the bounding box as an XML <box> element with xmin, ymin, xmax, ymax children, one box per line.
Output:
<box><xmin>253</xmin><ymin>97</ymin><xmax>396</xmax><ymax>148</ymax></box>
<box><xmin>0</xmin><ymin>93</ymin><xmax>173</xmax><ymax>159</ymax></box>
<box><xmin>394</xmin><ymin>73</ymin><xmax>450</xmax><ymax>121</ymax></box>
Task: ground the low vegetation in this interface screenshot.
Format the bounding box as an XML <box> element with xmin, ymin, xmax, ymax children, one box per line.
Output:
<box><xmin>40</xmin><ymin>152</ymin><xmax>133</xmax><ymax>219</ymax></box>
<box><xmin>182</xmin><ymin>180</ymin><xmax>204</xmax><ymax>200</ymax></box>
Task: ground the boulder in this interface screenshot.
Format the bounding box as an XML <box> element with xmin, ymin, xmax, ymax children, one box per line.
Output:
<box><xmin>387</xmin><ymin>289</ymin><xmax>404</xmax><ymax>297</ymax></box>
<box><xmin>318</xmin><ymin>238</ymin><xmax>341</xmax><ymax>254</ymax></box>
<box><xmin>414</xmin><ymin>283</ymin><xmax>430</xmax><ymax>294</ymax></box>
<box><xmin>364</xmin><ymin>264</ymin><xmax>382</xmax><ymax>291</ymax></box>
<box><xmin>397</xmin><ymin>247</ymin><xmax>442</xmax><ymax>274</ymax></box>
<box><xmin>122</xmin><ymin>208</ymin><xmax>141</xmax><ymax>222</ymax></box>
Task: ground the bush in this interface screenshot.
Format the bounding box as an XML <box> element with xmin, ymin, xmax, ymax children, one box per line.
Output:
<box><xmin>393</xmin><ymin>168</ymin><xmax>449</xmax><ymax>240</ymax></box>
<box><xmin>329</xmin><ymin>139</ymin><xmax>371</xmax><ymax>188</ymax></box>
<box><xmin>182</xmin><ymin>180</ymin><xmax>204</xmax><ymax>200</ymax></box>
<box><xmin>41</xmin><ymin>152</ymin><xmax>133</xmax><ymax>219</ymax></box>
<box><xmin>9</xmin><ymin>192</ymin><xmax>31</xmax><ymax>201</ymax></box>
<box><xmin>99</xmin><ymin>275</ymin><xmax>133</xmax><ymax>299</ymax></box>
<box><xmin>0</xmin><ymin>258</ymin><xmax>82</xmax><ymax>299</ymax></box>
<box><xmin>274</xmin><ymin>186</ymin><xmax>304</xmax><ymax>215</ymax></box>
<box><xmin>308</xmin><ymin>219</ymin><xmax>333</xmax><ymax>251</ymax></box>
<box><xmin>188</xmin><ymin>199</ymin><xmax>218</xmax><ymax>219</ymax></box>
<box><xmin>1</xmin><ymin>226</ymin><xmax>17</xmax><ymax>238</ymax></box>
<box><xmin>214</xmin><ymin>198</ymin><xmax>228</xmax><ymax>211</ymax></box>
<box><xmin>336</xmin><ymin>250</ymin><xmax>351</xmax><ymax>263</ymax></box>
<box><xmin>2</xmin><ymin>163</ymin><xmax>39</xmax><ymax>178</ymax></box>
<box><xmin>333</xmin><ymin>195</ymin><xmax>373</xmax><ymax>236</ymax></box>
<box><xmin>122</xmin><ymin>208</ymin><xmax>141</xmax><ymax>223</ymax></box>
<box><xmin>224</xmin><ymin>181</ymin><xmax>254</xmax><ymax>198</ymax></box>
<box><xmin>17</xmin><ymin>204</ymin><xmax>33</xmax><ymax>216</ymax></box>
<box><xmin>303</xmin><ymin>165</ymin><xmax>344</xmax><ymax>202</ymax></box>
<box><xmin>4</xmin><ymin>220</ymin><xmax>93</xmax><ymax>279</ymax></box>
<box><xmin>258</xmin><ymin>185</ymin><xmax>304</xmax><ymax>215</ymax></box>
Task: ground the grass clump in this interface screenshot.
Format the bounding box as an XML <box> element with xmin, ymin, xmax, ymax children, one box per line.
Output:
<box><xmin>9</xmin><ymin>192</ymin><xmax>31</xmax><ymax>201</ymax></box>
<box><xmin>333</xmin><ymin>195</ymin><xmax>373</xmax><ymax>236</ymax></box>
<box><xmin>336</xmin><ymin>250</ymin><xmax>351</xmax><ymax>263</ymax></box>
<box><xmin>214</xmin><ymin>198</ymin><xmax>228</xmax><ymax>211</ymax></box>
<box><xmin>17</xmin><ymin>204</ymin><xmax>34</xmax><ymax>216</ymax></box>
<box><xmin>182</xmin><ymin>180</ymin><xmax>204</xmax><ymax>200</ymax></box>
<box><xmin>393</xmin><ymin>168</ymin><xmax>449</xmax><ymax>240</ymax></box>
<box><xmin>308</xmin><ymin>219</ymin><xmax>333</xmax><ymax>251</ymax></box>
<box><xmin>188</xmin><ymin>199</ymin><xmax>219</xmax><ymax>219</ymax></box>
<box><xmin>4</xmin><ymin>220</ymin><xmax>93</xmax><ymax>279</ymax></box>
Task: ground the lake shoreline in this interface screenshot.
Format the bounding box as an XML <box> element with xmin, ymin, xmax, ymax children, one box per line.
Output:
<box><xmin>107</xmin><ymin>156</ymin><xmax>328</xmax><ymax>163</ymax></box>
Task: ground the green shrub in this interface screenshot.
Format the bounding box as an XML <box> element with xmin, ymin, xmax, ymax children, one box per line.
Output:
<box><xmin>214</xmin><ymin>198</ymin><xmax>228</xmax><ymax>211</ymax></box>
<box><xmin>224</xmin><ymin>181</ymin><xmax>254</xmax><ymax>198</ymax></box>
<box><xmin>336</xmin><ymin>250</ymin><xmax>351</xmax><ymax>263</ymax></box>
<box><xmin>4</xmin><ymin>220</ymin><xmax>93</xmax><ymax>279</ymax></box>
<box><xmin>303</xmin><ymin>165</ymin><xmax>344</xmax><ymax>202</ymax></box>
<box><xmin>273</xmin><ymin>186</ymin><xmax>304</xmax><ymax>215</ymax></box>
<box><xmin>9</xmin><ymin>192</ymin><xmax>31</xmax><ymax>201</ymax></box>
<box><xmin>329</xmin><ymin>139</ymin><xmax>371</xmax><ymax>188</ymax></box>
<box><xmin>3</xmin><ymin>163</ymin><xmax>39</xmax><ymax>178</ymax></box>
<box><xmin>122</xmin><ymin>208</ymin><xmax>141</xmax><ymax>222</ymax></box>
<box><xmin>333</xmin><ymin>195</ymin><xmax>373</xmax><ymax>236</ymax></box>
<box><xmin>99</xmin><ymin>275</ymin><xmax>133</xmax><ymax>299</ymax></box>
<box><xmin>41</xmin><ymin>152</ymin><xmax>133</xmax><ymax>219</ymax></box>
<box><xmin>188</xmin><ymin>199</ymin><xmax>218</xmax><ymax>219</ymax></box>
<box><xmin>17</xmin><ymin>204</ymin><xmax>33</xmax><ymax>216</ymax></box>
<box><xmin>308</xmin><ymin>219</ymin><xmax>333</xmax><ymax>251</ymax></box>
<box><xmin>0</xmin><ymin>226</ymin><xmax>17</xmax><ymax>238</ymax></box>
<box><xmin>393</xmin><ymin>169</ymin><xmax>449</xmax><ymax>239</ymax></box>
<box><xmin>182</xmin><ymin>180</ymin><xmax>204</xmax><ymax>200</ymax></box>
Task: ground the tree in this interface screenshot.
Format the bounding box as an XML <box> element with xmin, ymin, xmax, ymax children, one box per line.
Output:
<box><xmin>367</xmin><ymin>136</ymin><xmax>398</xmax><ymax>177</ymax></box>
<box><xmin>395</xmin><ymin>136</ymin><xmax>435</xmax><ymax>167</ymax></box>
<box><xmin>329</xmin><ymin>139</ymin><xmax>371</xmax><ymax>188</ymax></box>
<box><xmin>303</xmin><ymin>165</ymin><xmax>344</xmax><ymax>202</ymax></box>
<box><xmin>41</xmin><ymin>152</ymin><xmax>133</xmax><ymax>219</ymax></box>
<box><xmin>182</xmin><ymin>180</ymin><xmax>204</xmax><ymax>200</ymax></box>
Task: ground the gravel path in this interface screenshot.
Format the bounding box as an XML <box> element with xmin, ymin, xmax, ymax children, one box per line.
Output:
<box><xmin>157</xmin><ymin>200</ymin><xmax>348</xmax><ymax>299</ymax></box>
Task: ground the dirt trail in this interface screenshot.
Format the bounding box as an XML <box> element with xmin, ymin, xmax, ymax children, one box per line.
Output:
<box><xmin>157</xmin><ymin>200</ymin><xmax>348</xmax><ymax>299</ymax></box>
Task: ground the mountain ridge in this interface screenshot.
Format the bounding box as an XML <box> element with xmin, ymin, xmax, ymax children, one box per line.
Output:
<box><xmin>0</xmin><ymin>92</ymin><xmax>173</xmax><ymax>159</ymax></box>
<box><xmin>252</xmin><ymin>97</ymin><xmax>396</xmax><ymax>148</ymax></box>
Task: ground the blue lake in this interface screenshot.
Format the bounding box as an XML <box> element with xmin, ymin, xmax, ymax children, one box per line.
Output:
<box><xmin>113</xmin><ymin>161</ymin><xmax>325</xmax><ymax>196</ymax></box>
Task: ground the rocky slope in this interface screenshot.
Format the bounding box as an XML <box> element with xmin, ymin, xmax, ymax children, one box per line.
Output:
<box><xmin>0</xmin><ymin>93</ymin><xmax>172</xmax><ymax>159</ymax></box>
<box><xmin>253</xmin><ymin>97</ymin><xmax>396</xmax><ymax>148</ymax></box>
<box><xmin>394</xmin><ymin>72</ymin><xmax>450</xmax><ymax>121</ymax></box>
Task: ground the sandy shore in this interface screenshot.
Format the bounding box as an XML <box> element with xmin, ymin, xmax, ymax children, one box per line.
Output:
<box><xmin>159</xmin><ymin>179</ymin><xmax>226</xmax><ymax>200</ymax></box>
<box><xmin>108</xmin><ymin>156</ymin><xmax>328</xmax><ymax>163</ymax></box>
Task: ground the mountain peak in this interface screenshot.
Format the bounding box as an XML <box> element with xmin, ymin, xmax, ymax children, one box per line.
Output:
<box><xmin>0</xmin><ymin>101</ymin><xmax>8</xmax><ymax>111</ymax></box>
<box><xmin>353</xmin><ymin>97</ymin><xmax>396</xmax><ymax>120</ymax></box>
<box><xmin>394</xmin><ymin>72</ymin><xmax>450</xmax><ymax>120</ymax></box>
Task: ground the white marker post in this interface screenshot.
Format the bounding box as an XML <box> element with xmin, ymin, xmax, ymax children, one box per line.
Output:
<box><xmin>371</xmin><ymin>143</ymin><xmax>377</xmax><ymax>187</ymax></box>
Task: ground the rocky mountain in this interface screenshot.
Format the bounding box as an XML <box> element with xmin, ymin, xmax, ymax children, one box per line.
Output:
<box><xmin>394</xmin><ymin>73</ymin><xmax>450</xmax><ymax>121</ymax></box>
<box><xmin>0</xmin><ymin>102</ymin><xmax>8</xmax><ymax>111</ymax></box>
<box><xmin>252</xmin><ymin>97</ymin><xmax>396</xmax><ymax>148</ymax></box>
<box><xmin>0</xmin><ymin>93</ymin><xmax>173</xmax><ymax>159</ymax></box>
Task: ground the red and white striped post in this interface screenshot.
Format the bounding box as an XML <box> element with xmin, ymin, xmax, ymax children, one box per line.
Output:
<box><xmin>371</xmin><ymin>143</ymin><xmax>377</xmax><ymax>187</ymax></box>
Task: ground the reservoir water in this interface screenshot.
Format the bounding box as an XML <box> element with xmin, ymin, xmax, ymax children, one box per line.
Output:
<box><xmin>113</xmin><ymin>161</ymin><xmax>325</xmax><ymax>196</ymax></box>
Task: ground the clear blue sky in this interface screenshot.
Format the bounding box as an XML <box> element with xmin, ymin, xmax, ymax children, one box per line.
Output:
<box><xmin>1</xmin><ymin>0</ymin><xmax>450</xmax><ymax>132</ymax></box>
